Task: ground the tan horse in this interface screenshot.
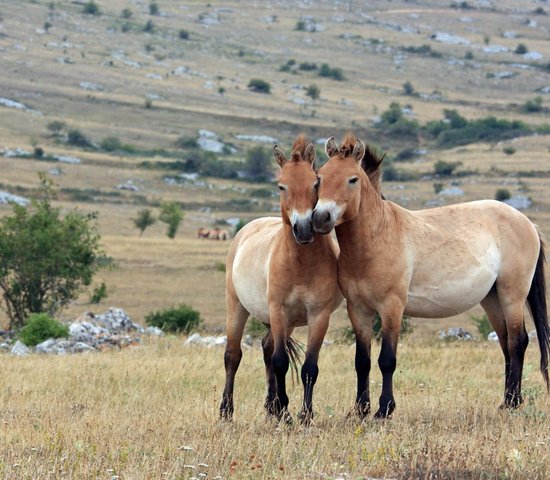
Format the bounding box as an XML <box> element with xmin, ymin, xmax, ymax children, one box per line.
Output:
<box><xmin>198</xmin><ymin>227</ymin><xmax>229</xmax><ymax>240</ymax></box>
<box><xmin>220</xmin><ymin>135</ymin><xmax>342</xmax><ymax>423</ymax></box>
<box><xmin>312</xmin><ymin>134</ymin><xmax>550</xmax><ymax>418</ymax></box>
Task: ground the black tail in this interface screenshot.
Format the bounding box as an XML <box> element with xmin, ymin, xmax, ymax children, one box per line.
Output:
<box><xmin>286</xmin><ymin>336</ymin><xmax>304</xmax><ymax>384</ymax></box>
<box><xmin>527</xmin><ymin>239</ymin><xmax>550</xmax><ymax>391</ymax></box>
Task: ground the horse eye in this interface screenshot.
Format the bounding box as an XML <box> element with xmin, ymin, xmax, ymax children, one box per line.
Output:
<box><xmin>278</xmin><ymin>184</ymin><xmax>287</xmax><ymax>192</ymax></box>
<box><xmin>314</xmin><ymin>180</ymin><xmax>320</xmax><ymax>191</ymax></box>
<box><xmin>348</xmin><ymin>177</ymin><xmax>359</xmax><ymax>185</ymax></box>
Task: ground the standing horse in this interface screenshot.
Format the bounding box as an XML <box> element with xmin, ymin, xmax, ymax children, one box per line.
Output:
<box><xmin>220</xmin><ymin>135</ymin><xmax>342</xmax><ymax>423</ymax></box>
<box><xmin>312</xmin><ymin>134</ymin><xmax>550</xmax><ymax>418</ymax></box>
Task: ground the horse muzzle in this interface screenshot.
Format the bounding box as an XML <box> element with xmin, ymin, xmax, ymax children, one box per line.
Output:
<box><xmin>312</xmin><ymin>207</ymin><xmax>336</xmax><ymax>234</ymax></box>
<box><xmin>292</xmin><ymin>220</ymin><xmax>315</xmax><ymax>245</ymax></box>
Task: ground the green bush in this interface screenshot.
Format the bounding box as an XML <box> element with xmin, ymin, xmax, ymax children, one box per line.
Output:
<box><xmin>337</xmin><ymin>315</ymin><xmax>413</xmax><ymax>344</ymax></box>
<box><xmin>495</xmin><ymin>188</ymin><xmax>512</xmax><ymax>202</ymax></box>
<box><xmin>299</xmin><ymin>62</ymin><xmax>317</xmax><ymax>71</ymax></box>
<box><xmin>381</xmin><ymin>102</ymin><xmax>403</xmax><ymax>124</ymax></box>
<box><xmin>306</xmin><ymin>84</ymin><xmax>320</xmax><ymax>100</ymax></box>
<box><xmin>521</xmin><ymin>97</ymin><xmax>543</xmax><ymax>113</ymax></box>
<box><xmin>144</xmin><ymin>20</ymin><xmax>155</xmax><ymax>33</ymax></box>
<box><xmin>18</xmin><ymin>313</ymin><xmax>69</xmax><ymax>346</ymax></box>
<box><xmin>246</xmin><ymin>317</ymin><xmax>268</xmax><ymax>338</ymax></box>
<box><xmin>101</xmin><ymin>136</ymin><xmax>122</xmax><ymax>152</ymax></box>
<box><xmin>145</xmin><ymin>304</ymin><xmax>202</xmax><ymax>334</ymax></box>
<box><xmin>319</xmin><ymin>63</ymin><xmax>344</xmax><ymax>80</ymax></box>
<box><xmin>178</xmin><ymin>29</ymin><xmax>190</xmax><ymax>40</ymax></box>
<box><xmin>433</xmin><ymin>182</ymin><xmax>444</xmax><ymax>194</ymax></box>
<box><xmin>82</xmin><ymin>1</ymin><xmax>100</xmax><ymax>15</ymax></box>
<box><xmin>503</xmin><ymin>146</ymin><xmax>516</xmax><ymax>155</ymax></box>
<box><xmin>515</xmin><ymin>43</ymin><xmax>528</xmax><ymax>55</ymax></box>
<box><xmin>121</xmin><ymin>8</ymin><xmax>132</xmax><ymax>18</ymax></box>
<box><xmin>149</xmin><ymin>3</ymin><xmax>159</xmax><ymax>15</ymax></box>
<box><xmin>247</xmin><ymin>78</ymin><xmax>271</xmax><ymax>94</ymax></box>
<box><xmin>403</xmin><ymin>81</ymin><xmax>415</xmax><ymax>95</ymax></box>
<box><xmin>89</xmin><ymin>282</ymin><xmax>108</xmax><ymax>304</ymax></box>
<box><xmin>434</xmin><ymin>160</ymin><xmax>462</xmax><ymax>176</ymax></box>
<box><xmin>470</xmin><ymin>314</ymin><xmax>493</xmax><ymax>340</ymax></box>
<box><xmin>67</xmin><ymin>129</ymin><xmax>93</xmax><ymax>148</ymax></box>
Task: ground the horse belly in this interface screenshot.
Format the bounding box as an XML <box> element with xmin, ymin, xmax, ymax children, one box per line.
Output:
<box><xmin>405</xmin><ymin>245</ymin><xmax>500</xmax><ymax>318</ymax></box>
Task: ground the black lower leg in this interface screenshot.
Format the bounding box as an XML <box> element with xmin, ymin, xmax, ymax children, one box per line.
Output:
<box><xmin>504</xmin><ymin>331</ymin><xmax>528</xmax><ymax>409</ymax></box>
<box><xmin>272</xmin><ymin>347</ymin><xmax>290</xmax><ymax>420</ymax></box>
<box><xmin>220</xmin><ymin>347</ymin><xmax>242</xmax><ymax>419</ymax></box>
<box><xmin>262</xmin><ymin>332</ymin><xmax>277</xmax><ymax>415</ymax></box>
<box><xmin>299</xmin><ymin>357</ymin><xmax>319</xmax><ymax>423</ymax></box>
<box><xmin>375</xmin><ymin>337</ymin><xmax>396</xmax><ymax>419</ymax></box>
<box><xmin>355</xmin><ymin>339</ymin><xmax>371</xmax><ymax>417</ymax></box>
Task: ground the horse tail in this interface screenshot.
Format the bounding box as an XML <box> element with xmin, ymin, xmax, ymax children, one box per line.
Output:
<box><xmin>286</xmin><ymin>336</ymin><xmax>304</xmax><ymax>384</ymax></box>
<box><xmin>527</xmin><ymin>237</ymin><xmax>550</xmax><ymax>391</ymax></box>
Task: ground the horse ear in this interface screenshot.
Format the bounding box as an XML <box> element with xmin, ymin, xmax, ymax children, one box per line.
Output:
<box><xmin>352</xmin><ymin>139</ymin><xmax>366</xmax><ymax>163</ymax></box>
<box><xmin>273</xmin><ymin>145</ymin><xmax>288</xmax><ymax>168</ymax></box>
<box><xmin>325</xmin><ymin>137</ymin><xmax>338</xmax><ymax>158</ymax></box>
<box><xmin>304</xmin><ymin>143</ymin><xmax>316</xmax><ymax>165</ymax></box>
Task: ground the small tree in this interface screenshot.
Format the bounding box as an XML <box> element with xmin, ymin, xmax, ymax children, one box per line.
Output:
<box><xmin>46</xmin><ymin>120</ymin><xmax>66</xmax><ymax>136</ymax></box>
<box><xmin>178</xmin><ymin>29</ymin><xmax>190</xmax><ymax>40</ymax></box>
<box><xmin>82</xmin><ymin>1</ymin><xmax>100</xmax><ymax>15</ymax></box>
<box><xmin>306</xmin><ymin>84</ymin><xmax>320</xmax><ymax>100</ymax></box>
<box><xmin>403</xmin><ymin>81</ymin><xmax>415</xmax><ymax>95</ymax></box>
<box><xmin>0</xmin><ymin>177</ymin><xmax>102</xmax><ymax>329</ymax></box>
<box><xmin>121</xmin><ymin>8</ymin><xmax>133</xmax><ymax>18</ymax></box>
<box><xmin>514</xmin><ymin>43</ymin><xmax>528</xmax><ymax>55</ymax></box>
<box><xmin>149</xmin><ymin>3</ymin><xmax>160</xmax><ymax>15</ymax></box>
<box><xmin>495</xmin><ymin>188</ymin><xmax>512</xmax><ymax>202</ymax></box>
<box><xmin>133</xmin><ymin>209</ymin><xmax>156</xmax><ymax>236</ymax></box>
<box><xmin>144</xmin><ymin>20</ymin><xmax>155</xmax><ymax>33</ymax></box>
<box><xmin>159</xmin><ymin>202</ymin><xmax>183</xmax><ymax>239</ymax></box>
<box><xmin>247</xmin><ymin>79</ymin><xmax>271</xmax><ymax>94</ymax></box>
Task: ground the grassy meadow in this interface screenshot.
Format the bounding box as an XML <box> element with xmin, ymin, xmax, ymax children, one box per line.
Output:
<box><xmin>1</xmin><ymin>337</ymin><xmax>550</xmax><ymax>479</ymax></box>
<box><xmin>2</xmin><ymin>0</ymin><xmax>550</xmax><ymax>478</ymax></box>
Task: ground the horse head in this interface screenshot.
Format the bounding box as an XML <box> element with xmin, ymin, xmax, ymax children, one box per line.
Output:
<box><xmin>273</xmin><ymin>134</ymin><xmax>319</xmax><ymax>245</ymax></box>
<box><xmin>312</xmin><ymin>133</ymin><xmax>369</xmax><ymax>234</ymax></box>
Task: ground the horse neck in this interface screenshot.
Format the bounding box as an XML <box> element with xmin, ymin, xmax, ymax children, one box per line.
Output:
<box><xmin>335</xmin><ymin>174</ymin><xmax>389</xmax><ymax>258</ymax></box>
<box><xmin>280</xmin><ymin>221</ymin><xmax>332</xmax><ymax>261</ymax></box>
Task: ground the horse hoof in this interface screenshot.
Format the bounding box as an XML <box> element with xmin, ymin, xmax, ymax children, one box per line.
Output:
<box><xmin>220</xmin><ymin>409</ymin><xmax>234</xmax><ymax>421</ymax></box>
<box><xmin>298</xmin><ymin>410</ymin><xmax>314</xmax><ymax>426</ymax></box>
<box><xmin>278</xmin><ymin>409</ymin><xmax>293</xmax><ymax>426</ymax></box>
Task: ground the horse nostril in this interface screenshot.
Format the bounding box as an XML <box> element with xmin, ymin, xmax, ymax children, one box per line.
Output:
<box><xmin>323</xmin><ymin>211</ymin><xmax>331</xmax><ymax>224</ymax></box>
<box><xmin>293</xmin><ymin>223</ymin><xmax>299</xmax><ymax>236</ymax></box>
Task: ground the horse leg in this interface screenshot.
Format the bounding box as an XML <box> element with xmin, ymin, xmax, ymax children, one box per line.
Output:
<box><xmin>220</xmin><ymin>295</ymin><xmax>249</xmax><ymax>420</ymax></box>
<box><xmin>270</xmin><ymin>308</ymin><xmax>291</xmax><ymax>423</ymax></box>
<box><xmin>261</xmin><ymin>330</ymin><xmax>277</xmax><ymax>417</ymax></box>
<box><xmin>298</xmin><ymin>312</ymin><xmax>330</xmax><ymax>425</ymax></box>
<box><xmin>347</xmin><ymin>302</ymin><xmax>375</xmax><ymax>418</ymax></box>
<box><xmin>375</xmin><ymin>301</ymin><xmax>404</xmax><ymax>419</ymax></box>
<box><xmin>501</xmin><ymin>302</ymin><xmax>529</xmax><ymax>408</ymax></box>
<box><xmin>481</xmin><ymin>292</ymin><xmax>513</xmax><ymax>406</ymax></box>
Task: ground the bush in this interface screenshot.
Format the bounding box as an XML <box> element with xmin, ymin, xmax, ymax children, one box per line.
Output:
<box><xmin>145</xmin><ymin>304</ymin><xmax>202</xmax><ymax>334</ymax></box>
<box><xmin>295</xmin><ymin>20</ymin><xmax>306</xmax><ymax>31</ymax></box>
<box><xmin>89</xmin><ymin>282</ymin><xmax>108</xmax><ymax>304</ymax></box>
<box><xmin>47</xmin><ymin>120</ymin><xmax>66</xmax><ymax>135</ymax></box>
<box><xmin>18</xmin><ymin>313</ymin><xmax>69</xmax><ymax>346</ymax></box>
<box><xmin>319</xmin><ymin>63</ymin><xmax>344</xmax><ymax>80</ymax></box>
<box><xmin>133</xmin><ymin>208</ymin><xmax>156</xmax><ymax>236</ymax></box>
<box><xmin>515</xmin><ymin>43</ymin><xmax>528</xmax><ymax>55</ymax></box>
<box><xmin>0</xmin><ymin>177</ymin><xmax>102</xmax><ymax>329</ymax></box>
<box><xmin>495</xmin><ymin>188</ymin><xmax>512</xmax><ymax>202</ymax></box>
<box><xmin>67</xmin><ymin>129</ymin><xmax>93</xmax><ymax>148</ymax></box>
<box><xmin>433</xmin><ymin>182</ymin><xmax>444</xmax><ymax>194</ymax></box>
<box><xmin>246</xmin><ymin>317</ymin><xmax>268</xmax><ymax>338</ymax></box>
<box><xmin>101</xmin><ymin>136</ymin><xmax>122</xmax><ymax>152</ymax></box>
<box><xmin>403</xmin><ymin>81</ymin><xmax>415</xmax><ymax>95</ymax></box>
<box><xmin>244</xmin><ymin>146</ymin><xmax>272</xmax><ymax>181</ymax></box>
<box><xmin>381</xmin><ymin>102</ymin><xmax>403</xmax><ymax>125</ymax></box>
<box><xmin>503</xmin><ymin>146</ymin><xmax>516</xmax><ymax>155</ymax></box>
<box><xmin>82</xmin><ymin>1</ymin><xmax>100</xmax><ymax>15</ymax></box>
<box><xmin>299</xmin><ymin>62</ymin><xmax>317</xmax><ymax>71</ymax></box>
<box><xmin>178</xmin><ymin>29</ymin><xmax>190</xmax><ymax>40</ymax></box>
<box><xmin>247</xmin><ymin>78</ymin><xmax>271</xmax><ymax>94</ymax></box>
<box><xmin>121</xmin><ymin>8</ymin><xmax>132</xmax><ymax>19</ymax></box>
<box><xmin>306</xmin><ymin>84</ymin><xmax>320</xmax><ymax>100</ymax></box>
<box><xmin>149</xmin><ymin>3</ymin><xmax>159</xmax><ymax>15</ymax></box>
<box><xmin>144</xmin><ymin>20</ymin><xmax>155</xmax><ymax>33</ymax></box>
<box><xmin>159</xmin><ymin>202</ymin><xmax>183</xmax><ymax>239</ymax></box>
<box><xmin>522</xmin><ymin>97</ymin><xmax>543</xmax><ymax>113</ymax></box>
<box><xmin>434</xmin><ymin>160</ymin><xmax>462</xmax><ymax>176</ymax></box>
<box><xmin>471</xmin><ymin>314</ymin><xmax>492</xmax><ymax>340</ymax></box>
<box><xmin>337</xmin><ymin>315</ymin><xmax>413</xmax><ymax>344</ymax></box>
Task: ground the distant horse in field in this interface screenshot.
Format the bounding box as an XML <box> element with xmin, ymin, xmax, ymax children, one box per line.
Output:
<box><xmin>312</xmin><ymin>134</ymin><xmax>550</xmax><ymax>418</ymax></box>
<box><xmin>220</xmin><ymin>135</ymin><xmax>342</xmax><ymax>424</ymax></box>
<box><xmin>197</xmin><ymin>227</ymin><xmax>229</xmax><ymax>240</ymax></box>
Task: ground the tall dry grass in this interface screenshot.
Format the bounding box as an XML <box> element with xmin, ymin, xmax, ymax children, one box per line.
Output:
<box><xmin>1</xmin><ymin>337</ymin><xmax>549</xmax><ymax>479</ymax></box>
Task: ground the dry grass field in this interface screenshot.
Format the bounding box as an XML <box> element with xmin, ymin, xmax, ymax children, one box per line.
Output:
<box><xmin>1</xmin><ymin>338</ymin><xmax>550</xmax><ymax>479</ymax></box>
<box><xmin>2</xmin><ymin>0</ymin><xmax>550</xmax><ymax>478</ymax></box>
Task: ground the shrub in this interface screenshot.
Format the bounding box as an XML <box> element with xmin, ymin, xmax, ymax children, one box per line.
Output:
<box><xmin>89</xmin><ymin>282</ymin><xmax>108</xmax><ymax>304</ymax></box>
<box><xmin>178</xmin><ymin>29</ymin><xmax>190</xmax><ymax>40</ymax></box>
<box><xmin>337</xmin><ymin>315</ymin><xmax>413</xmax><ymax>344</ymax></box>
<box><xmin>34</xmin><ymin>147</ymin><xmax>44</xmax><ymax>158</ymax></box>
<box><xmin>234</xmin><ymin>219</ymin><xmax>248</xmax><ymax>233</ymax></box>
<box><xmin>245</xmin><ymin>146</ymin><xmax>272</xmax><ymax>181</ymax></box>
<box><xmin>174</xmin><ymin>136</ymin><xmax>198</xmax><ymax>149</ymax></box>
<box><xmin>121</xmin><ymin>8</ymin><xmax>132</xmax><ymax>19</ymax></box>
<box><xmin>306</xmin><ymin>84</ymin><xmax>320</xmax><ymax>100</ymax></box>
<box><xmin>388</xmin><ymin>118</ymin><xmax>419</xmax><ymax>139</ymax></box>
<box><xmin>319</xmin><ymin>63</ymin><xmax>344</xmax><ymax>80</ymax></box>
<box><xmin>101</xmin><ymin>136</ymin><xmax>122</xmax><ymax>152</ymax></box>
<box><xmin>246</xmin><ymin>317</ymin><xmax>268</xmax><ymax>338</ymax></box>
<box><xmin>47</xmin><ymin>120</ymin><xmax>66</xmax><ymax>135</ymax></box>
<box><xmin>149</xmin><ymin>3</ymin><xmax>159</xmax><ymax>15</ymax></box>
<box><xmin>515</xmin><ymin>43</ymin><xmax>528</xmax><ymax>55</ymax></box>
<box><xmin>67</xmin><ymin>129</ymin><xmax>93</xmax><ymax>148</ymax></box>
<box><xmin>433</xmin><ymin>182</ymin><xmax>444</xmax><ymax>194</ymax></box>
<box><xmin>465</xmin><ymin>51</ymin><xmax>474</xmax><ymax>60</ymax></box>
<box><xmin>381</xmin><ymin>102</ymin><xmax>403</xmax><ymax>125</ymax></box>
<box><xmin>144</xmin><ymin>20</ymin><xmax>155</xmax><ymax>33</ymax></box>
<box><xmin>0</xmin><ymin>177</ymin><xmax>102</xmax><ymax>329</ymax></box>
<box><xmin>434</xmin><ymin>160</ymin><xmax>462</xmax><ymax>176</ymax></box>
<box><xmin>522</xmin><ymin>97</ymin><xmax>543</xmax><ymax>113</ymax></box>
<box><xmin>159</xmin><ymin>202</ymin><xmax>183</xmax><ymax>239</ymax></box>
<box><xmin>403</xmin><ymin>81</ymin><xmax>415</xmax><ymax>95</ymax></box>
<box><xmin>82</xmin><ymin>1</ymin><xmax>100</xmax><ymax>15</ymax></box>
<box><xmin>503</xmin><ymin>146</ymin><xmax>516</xmax><ymax>155</ymax></box>
<box><xmin>133</xmin><ymin>208</ymin><xmax>156</xmax><ymax>236</ymax></box>
<box><xmin>145</xmin><ymin>304</ymin><xmax>202</xmax><ymax>333</ymax></box>
<box><xmin>295</xmin><ymin>20</ymin><xmax>306</xmax><ymax>31</ymax></box>
<box><xmin>247</xmin><ymin>78</ymin><xmax>271</xmax><ymax>94</ymax></box>
<box><xmin>299</xmin><ymin>62</ymin><xmax>317</xmax><ymax>71</ymax></box>
<box><xmin>395</xmin><ymin>147</ymin><xmax>417</xmax><ymax>162</ymax></box>
<box><xmin>18</xmin><ymin>313</ymin><xmax>69</xmax><ymax>346</ymax></box>
<box><xmin>495</xmin><ymin>188</ymin><xmax>512</xmax><ymax>202</ymax></box>
<box><xmin>470</xmin><ymin>314</ymin><xmax>493</xmax><ymax>340</ymax></box>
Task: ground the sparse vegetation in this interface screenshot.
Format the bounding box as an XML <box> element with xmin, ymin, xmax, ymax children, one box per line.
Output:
<box><xmin>121</xmin><ymin>8</ymin><xmax>132</xmax><ymax>19</ymax></box>
<box><xmin>67</xmin><ymin>128</ymin><xmax>93</xmax><ymax>148</ymax></box>
<box><xmin>514</xmin><ymin>43</ymin><xmax>528</xmax><ymax>55</ymax></box>
<box><xmin>82</xmin><ymin>1</ymin><xmax>100</xmax><ymax>15</ymax></box>
<box><xmin>470</xmin><ymin>314</ymin><xmax>493</xmax><ymax>340</ymax></box>
<box><xmin>46</xmin><ymin>120</ymin><xmax>66</xmax><ymax>136</ymax></box>
<box><xmin>244</xmin><ymin>146</ymin><xmax>272</xmax><ymax>181</ymax></box>
<box><xmin>306</xmin><ymin>84</ymin><xmax>320</xmax><ymax>100</ymax></box>
<box><xmin>144</xmin><ymin>19</ymin><xmax>155</xmax><ymax>33</ymax></box>
<box><xmin>145</xmin><ymin>304</ymin><xmax>202</xmax><ymax>333</ymax></box>
<box><xmin>434</xmin><ymin>160</ymin><xmax>462</xmax><ymax>176</ymax></box>
<box><xmin>319</xmin><ymin>63</ymin><xmax>345</xmax><ymax>80</ymax></box>
<box><xmin>178</xmin><ymin>29</ymin><xmax>190</xmax><ymax>40</ymax></box>
<box><xmin>495</xmin><ymin>188</ymin><xmax>512</xmax><ymax>202</ymax></box>
<box><xmin>149</xmin><ymin>3</ymin><xmax>160</xmax><ymax>15</ymax></box>
<box><xmin>247</xmin><ymin>78</ymin><xmax>271</xmax><ymax>94</ymax></box>
<box><xmin>403</xmin><ymin>81</ymin><xmax>416</xmax><ymax>96</ymax></box>
<box><xmin>521</xmin><ymin>96</ymin><xmax>544</xmax><ymax>113</ymax></box>
<box><xmin>0</xmin><ymin>177</ymin><xmax>101</xmax><ymax>329</ymax></box>
<box><xmin>133</xmin><ymin>209</ymin><xmax>156</xmax><ymax>236</ymax></box>
<box><xmin>503</xmin><ymin>146</ymin><xmax>516</xmax><ymax>155</ymax></box>
<box><xmin>18</xmin><ymin>313</ymin><xmax>69</xmax><ymax>346</ymax></box>
<box><xmin>245</xmin><ymin>317</ymin><xmax>268</xmax><ymax>338</ymax></box>
<box><xmin>159</xmin><ymin>202</ymin><xmax>183</xmax><ymax>239</ymax></box>
<box><xmin>89</xmin><ymin>281</ymin><xmax>108</xmax><ymax>304</ymax></box>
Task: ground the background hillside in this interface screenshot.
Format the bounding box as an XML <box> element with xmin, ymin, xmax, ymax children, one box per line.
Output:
<box><xmin>1</xmin><ymin>0</ymin><xmax>550</xmax><ymax>336</ymax></box>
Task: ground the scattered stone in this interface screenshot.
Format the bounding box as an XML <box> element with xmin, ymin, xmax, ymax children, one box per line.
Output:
<box><xmin>54</xmin><ymin>154</ymin><xmax>81</xmax><ymax>164</ymax></box>
<box><xmin>0</xmin><ymin>97</ymin><xmax>42</xmax><ymax>115</ymax></box>
<box><xmin>243</xmin><ymin>335</ymin><xmax>253</xmax><ymax>347</ymax></box>
<box><xmin>483</xmin><ymin>45</ymin><xmax>509</xmax><ymax>54</ymax></box>
<box><xmin>2</xmin><ymin>147</ymin><xmax>32</xmax><ymax>158</ymax></box>
<box><xmin>430</xmin><ymin>32</ymin><xmax>470</xmax><ymax>46</ymax></box>
<box><xmin>116</xmin><ymin>181</ymin><xmax>140</xmax><ymax>192</ymax></box>
<box><xmin>437</xmin><ymin>327</ymin><xmax>473</xmax><ymax>341</ymax></box>
<box><xmin>493</xmin><ymin>71</ymin><xmax>516</xmax><ymax>79</ymax></box>
<box><xmin>487</xmin><ymin>331</ymin><xmax>499</xmax><ymax>342</ymax></box>
<box><xmin>438</xmin><ymin>187</ymin><xmax>464</xmax><ymax>197</ymax></box>
<box><xmin>11</xmin><ymin>340</ymin><xmax>31</xmax><ymax>356</ymax></box>
<box><xmin>235</xmin><ymin>134</ymin><xmax>278</xmax><ymax>143</ymax></box>
<box><xmin>0</xmin><ymin>191</ymin><xmax>29</xmax><ymax>206</ymax></box>
<box><xmin>185</xmin><ymin>333</ymin><xmax>227</xmax><ymax>347</ymax></box>
<box><xmin>146</xmin><ymin>326</ymin><xmax>165</xmax><ymax>336</ymax></box>
<box><xmin>79</xmin><ymin>82</ymin><xmax>104</xmax><ymax>91</ymax></box>
<box><xmin>523</xmin><ymin>51</ymin><xmax>543</xmax><ymax>61</ymax></box>
<box><xmin>503</xmin><ymin>196</ymin><xmax>531</xmax><ymax>210</ymax></box>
